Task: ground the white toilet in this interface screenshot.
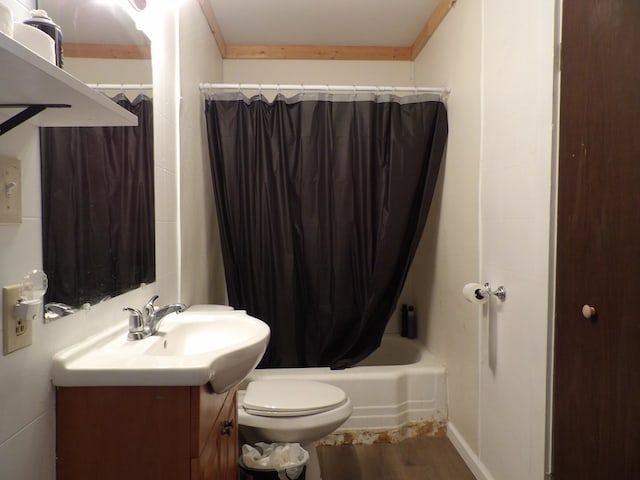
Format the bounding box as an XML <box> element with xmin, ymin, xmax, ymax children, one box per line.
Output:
<box><xmin>238</xmin><ymin>379</ymin><xmax>353</xmax><ymax>480</ymax></box>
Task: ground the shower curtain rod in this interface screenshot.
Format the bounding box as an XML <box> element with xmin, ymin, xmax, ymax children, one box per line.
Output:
<box><xmin>199</xmin><ymin>83</ymin><xmax>450</xmax><ymax>97</ymax></box>
<box><xmin>86</xmin><ymin>83</ymin><xmax>153</xmax><ymax>91</ymax></box>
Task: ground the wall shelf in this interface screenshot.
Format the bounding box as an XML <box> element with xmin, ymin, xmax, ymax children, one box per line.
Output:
<box><xmin>0</xmin><ymin>33</ymin><xmax>138</xmax><ymax>136</ymax></box>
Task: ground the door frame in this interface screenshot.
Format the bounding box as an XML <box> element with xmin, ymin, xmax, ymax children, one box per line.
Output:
<box><xmin>544</xmin><ymin>0</ymin><xmax>565</xmax><ymax>477</ymax></box>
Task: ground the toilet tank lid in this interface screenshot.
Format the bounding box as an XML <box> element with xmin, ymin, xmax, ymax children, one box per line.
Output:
<box><xmin>243</xmin><ymin>380</ymin><xmax>347</xmax><ymax>417</ymax></box>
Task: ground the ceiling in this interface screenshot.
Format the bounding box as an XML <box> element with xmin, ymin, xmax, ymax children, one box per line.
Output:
<box><xmin>36</xmin><ymin>0</ymin><xmax>454</xmax><ymax>61</ymax></box>
<box><xmin>212</xmin><ymin>0</ymin><xmax>440</xmax><ymax>46</ymax></box>
<box><xmin>201</xmin><ymin>0</ymin><xmax>453</xmax><ymax>60</ymax></box>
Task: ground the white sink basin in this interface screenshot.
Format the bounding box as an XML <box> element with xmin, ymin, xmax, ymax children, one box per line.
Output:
<box><xmin>51</xmin><ymin>306</ymin><xmax>270</xmax><ymax>393</ymax></box>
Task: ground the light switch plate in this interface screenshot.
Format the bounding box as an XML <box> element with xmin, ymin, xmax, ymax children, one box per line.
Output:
<box><xmin>0</xmin><ymin>155</ymin><xmax>21</xmax><ymax>224</ymax></box>
<box><xmin>3</xmin><ymin>284</ymin><xmax>32</xmax><ymax>354</ymax></box>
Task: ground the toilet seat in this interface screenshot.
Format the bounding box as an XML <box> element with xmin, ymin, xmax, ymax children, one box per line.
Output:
<box><xmin>243</xmin><ymin>380</ymin><xmax>347</xmax><ymax>417</ymax></box>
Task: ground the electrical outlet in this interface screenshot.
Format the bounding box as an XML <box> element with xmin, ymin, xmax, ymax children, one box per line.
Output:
<box><xmin>3</xmin><ymin>284</ymin><xmax>32</xmax><ymax>355</ymax></box>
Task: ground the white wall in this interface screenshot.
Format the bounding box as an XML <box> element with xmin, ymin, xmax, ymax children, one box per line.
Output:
<box><xmin>0</xmin><ymin>1</ymin><xmax>180</xmax><ymax>478</ymax></box>
<box><xmin>477</xmin><ymin>0</ymin><xmax>555</xmax><ymax>478</ymax></box>
<box><xmin>64</xmin><ymin>57</ymin><xmax>152</xmax><ymax>85</ymax></box>
<box><xmin>178</xmin><ymin>0</ymin><xmax>225</xmax><ymax>306</ymax></box>
<box><xmin>223</xmin><ymin>59</ymin><xmax>414</xmax><ymax>87</ymax></box>
<box><xmin>408</xmin><ymin>0</ymin><xmax>482</xmax><ymax>452</ymax></box>
<box><xmin>409</xmin><ymin>1</ymin><xmax>556</xmax><ymax>479</ymax></box>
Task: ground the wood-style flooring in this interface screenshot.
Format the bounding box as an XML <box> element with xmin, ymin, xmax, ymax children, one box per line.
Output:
<box><xmin>317</xmin><ymin>437</ymin><xmax>476</xmax><ymax>480</ymax></box>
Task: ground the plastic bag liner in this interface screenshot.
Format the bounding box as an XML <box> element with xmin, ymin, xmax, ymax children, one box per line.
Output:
<box><xmin>240</xmin><ymin>442</ymin><xmax>309</xmax><ymax>480</ymax></box>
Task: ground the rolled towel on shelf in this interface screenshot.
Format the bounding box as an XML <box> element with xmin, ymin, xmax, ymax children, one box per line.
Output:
<box><xmin>0</xmin><ymin>2</ymin><xmax>13</xmax><ymax>38</ymax></box>
<box><xmin>13</xmin><ymin>22</ymin><xmax>55</xmax><ymax>64</ymax></box>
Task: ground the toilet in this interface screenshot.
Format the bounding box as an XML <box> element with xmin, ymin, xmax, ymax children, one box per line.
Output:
<box><xmin>238</xmin><ymin>379</ymin><xmax>352</xmax><ymax>480</ymax></box>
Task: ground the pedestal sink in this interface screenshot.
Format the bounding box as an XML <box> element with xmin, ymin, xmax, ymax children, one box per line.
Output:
<box><xmin>51</xmin><ymin>305</ymin><xmax>270</xmax><ymax>393</ymax></box>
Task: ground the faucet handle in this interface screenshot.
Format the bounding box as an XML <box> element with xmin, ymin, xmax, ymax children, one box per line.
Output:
<box><xmin>146</xmin><ymin>295</ymin><xmax>159</xmax><ymax>308</ymax></box>
<box><xmin>143</xmin><ymin>295</ymin><xmax>159</xmax><ymax>319</ymax></box>
<box><xmin>124</xmin><ymin>307</ymin><xmax>145</xmax><ymax>340</ymax></box>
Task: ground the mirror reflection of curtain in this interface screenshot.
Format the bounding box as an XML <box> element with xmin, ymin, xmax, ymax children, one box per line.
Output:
<box><xmin>205</xmin><ymin>92</ymin><xmax>448</xmax><ymax>369</ymax></box>
<box><xmin>40</xmin><ymin>94</ymin><xmax>155</xmax><ymax>307</ymax></box>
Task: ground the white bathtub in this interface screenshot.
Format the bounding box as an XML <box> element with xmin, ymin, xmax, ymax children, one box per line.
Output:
<box><xmin>240</xmin><ymin>334</ymin><xmax>447</xmax><ymax>438</ymax></box>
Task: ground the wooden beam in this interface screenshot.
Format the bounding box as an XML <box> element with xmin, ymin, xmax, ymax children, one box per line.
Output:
<box><xmin>65</xmin><ymin>43</ymin><xmax>151</xmax><ymax>60</ymax></box>
<box><xmin>197</xmin><ymin>0</ymin><xmax>227</xmax><ymax>58</ymax></box>
<box><xmin>411</xmin><ymin>0</ymin><xmax>456</xmax><ymax>60</ymax></box>
<box><xmin>224</xmin><ymin>45</ymin><xmax>412</xmax><ymax>61</ymax></box>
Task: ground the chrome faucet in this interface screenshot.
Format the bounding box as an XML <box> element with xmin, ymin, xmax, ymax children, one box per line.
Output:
<box><xmin>124</xmin><ymin>307</ymin><xmax>145</xmax><ymax>340</ymax></box>
<box><xmin>45</xmin><ymin>302</ymin><xmax>78</xmax><ymax>317</ymax></box>
<box><xmin>144</xmin><ymin>295</ymin><xmax>187</xmax><ymax>335</ymax></box>
<box><xmin>124</xmin><ymin>295</ymin><xmax>187</xmax><ymax>340</ymax></box>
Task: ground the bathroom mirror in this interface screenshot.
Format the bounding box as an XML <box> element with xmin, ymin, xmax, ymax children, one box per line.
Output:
<box><xmin>37</xmin><ymin>0</ymin><xmax>155</xmax><ymax>315</ymax></box>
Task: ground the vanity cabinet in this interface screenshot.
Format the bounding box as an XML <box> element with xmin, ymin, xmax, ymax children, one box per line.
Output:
<box><xmin>56</xmin><ymin>385</ymin><xmax>238</xmax><ymax>480</ymax></box>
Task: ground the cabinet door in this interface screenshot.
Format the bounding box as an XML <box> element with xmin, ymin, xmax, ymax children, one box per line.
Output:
<box><xmin>190</xmin><ymin>385</ymin><xmax>228</xmax><ymax>458</ymax></box>
<box><xmin>57</xmin><ymin>386</ymin><xmax>191</xmax><ymax>480</ymax></box>
<box><xmin>218</xmin><ymin>390</ymin><xmax>239</xmax><ymax>480</ymax></box>
<box><xmin>191</xmin><ymin>388</ymin><xmax>238</xmax><ymax>480</ymax></box>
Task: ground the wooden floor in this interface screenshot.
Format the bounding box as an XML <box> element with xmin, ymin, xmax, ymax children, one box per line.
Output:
<box><xmin>317</xmin><ymin>437</ymin><xmax>476</xmax><ymax>480</ymax></box>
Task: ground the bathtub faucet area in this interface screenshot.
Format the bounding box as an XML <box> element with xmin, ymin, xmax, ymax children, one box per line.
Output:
<box><xmin>124</xmin><ymin>295</ymin><xmax>187</xmax><ymax>340</ymax></box>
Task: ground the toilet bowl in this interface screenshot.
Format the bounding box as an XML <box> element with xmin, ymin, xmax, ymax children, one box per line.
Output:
<box><xmin>238</xmin><ymin>380</ymin><xmax>352</xmax><ymax>480</ymax></box>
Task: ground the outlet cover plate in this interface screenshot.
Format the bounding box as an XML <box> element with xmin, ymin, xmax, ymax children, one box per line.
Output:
<box><xmin>3</xmin><ymin>284</ymin><xmax>32</xmax><ymax>354</ymax></box>
<box><xmin>0</xmin><ymin>156</ymin><xmax>21</xmax><ymax>225</ymax></box>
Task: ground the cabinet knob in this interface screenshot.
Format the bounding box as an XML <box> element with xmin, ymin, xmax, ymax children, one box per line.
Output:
<box><xmin>221</xmin><ymin>419</ymin><xmax>234</xmax><ymax>436</ymax></box>
<box><xmin>582</xmin><ymin>304</ymin><xmax>597</xmax><ymax>319</ymax></box>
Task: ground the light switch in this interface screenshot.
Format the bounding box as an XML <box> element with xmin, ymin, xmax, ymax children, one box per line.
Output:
<box><xmin>0</xmin><ymin>155</ymin><xmax>21</xmax><ymax>224</ymax></box>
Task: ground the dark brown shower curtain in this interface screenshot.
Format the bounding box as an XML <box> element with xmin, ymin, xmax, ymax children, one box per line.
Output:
<box><xmin>205</xmin><ymin>92</ymin><xmax>448</xmax><ymax>368</ymax></box>
<box><xmin>40</xmin><ymin>94</ymin><xmax>155</xmax><ymax>307</ymax></box>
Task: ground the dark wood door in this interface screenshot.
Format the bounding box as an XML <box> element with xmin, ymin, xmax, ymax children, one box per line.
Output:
<box><xmin>553</xmin><ymin>0</ymin><xmax>640</xmax><ymax>478</ymax></box>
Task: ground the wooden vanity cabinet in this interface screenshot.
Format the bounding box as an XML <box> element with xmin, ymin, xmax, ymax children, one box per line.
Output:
<box><xmin>56</xmin><ymin>385</ymin><xmax>238</xmax><ymax>480</ymax></box>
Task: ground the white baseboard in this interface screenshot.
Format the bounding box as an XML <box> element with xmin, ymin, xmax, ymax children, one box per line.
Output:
<box><xmin>447</xmin><ymin>422</ymin><xmax>496</xmax><ymax>480</ymax></box>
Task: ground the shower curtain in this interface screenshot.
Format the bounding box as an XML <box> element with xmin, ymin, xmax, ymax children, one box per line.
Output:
<box><xmin>205</xmin><ymin>92</ymin><xmax>448</xmax><ymax>368</ymax></box>
<box><xmin>40</xmin><ymin>94</ymin><xmax>155</xmax><ymax>307</ymax></box>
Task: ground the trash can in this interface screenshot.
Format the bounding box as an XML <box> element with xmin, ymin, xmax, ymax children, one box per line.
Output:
<box><xmin>238</xmin><ymin>443</ymin><xmax>308</xmax><ymax>480</ymax></box>
<box><xmin>238</xmin><ymin>457</ymin><xmax>307</xmax><ymax>480</ymax></box>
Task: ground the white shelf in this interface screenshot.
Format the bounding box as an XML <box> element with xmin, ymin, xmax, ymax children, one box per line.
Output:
<box><xmin>0</xmin><ymin>32</ymin><xmax>138</xmax><ymax>133</ymax></box>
